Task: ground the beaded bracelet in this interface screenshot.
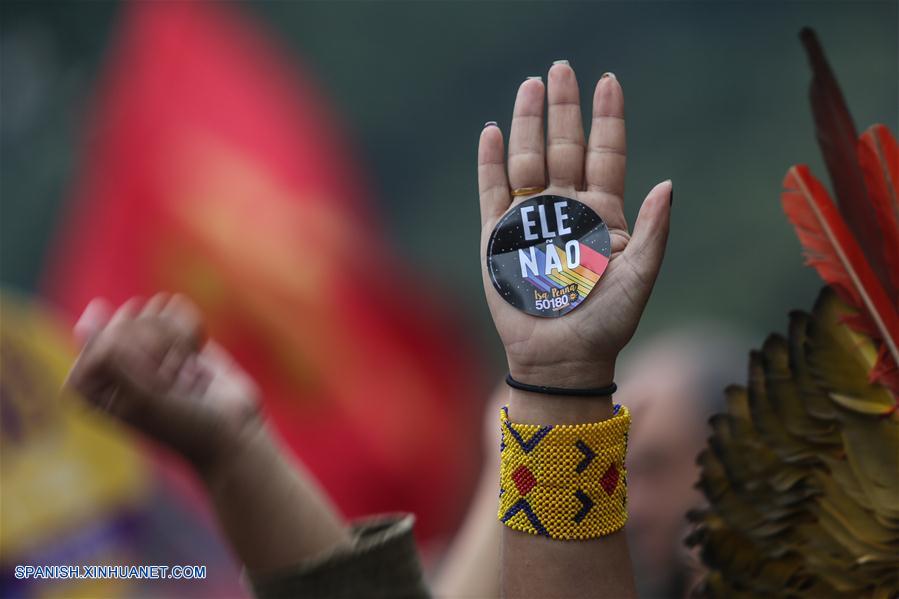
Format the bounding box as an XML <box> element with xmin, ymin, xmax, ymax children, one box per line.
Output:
<box><xmin>498</xmin><ymin>404</ymin><xmax>630</xmax><ymax>540</ymax></box>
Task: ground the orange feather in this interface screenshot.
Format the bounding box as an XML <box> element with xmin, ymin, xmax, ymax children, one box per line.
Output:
<box><xmin>781</xmin><ymin>165</ymin><xmax>899</xmax><ymax>393</ymax></box>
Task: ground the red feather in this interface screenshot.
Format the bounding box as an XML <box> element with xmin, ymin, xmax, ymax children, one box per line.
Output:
<box><xmin>800</xmin><ymin>29</ymin><xmax>891</xmax><ymax>296</ymax></box>
<box><xmin>871</xmin><ymin>345</ymin><xmax>899</xmax><ymax>393</ymax></box>
<box><xmin>857</xmin><ymin>124</ymin><xmax>899</xmax><ymax>302</ymax></box>
<box><xmin>782</xmin><ymin>164</ymin><xmax>899</xmax><ymax>393</ymax></box>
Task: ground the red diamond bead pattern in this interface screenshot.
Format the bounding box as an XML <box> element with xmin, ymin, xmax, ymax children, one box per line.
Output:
<box><xmin>512</xmin><ymin>464</ymin><xmax>537</xmax><ymax>495</ymax></box>
<box><xmin>600</xmin><ymin>463</ymin><xmax>620</xmax><ymax>495</ymax></box>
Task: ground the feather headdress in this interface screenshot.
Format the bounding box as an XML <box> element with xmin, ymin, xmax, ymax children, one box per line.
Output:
<box><xmin>688</xmin><ymin>29</ymin><xmax>899</xmax><ymax>598</ymax></box>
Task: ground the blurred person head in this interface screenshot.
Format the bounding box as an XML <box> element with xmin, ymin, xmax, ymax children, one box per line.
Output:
<box><xmin>619</xmin><ymin>325</ymin><xmax>749</xmax><ymax>598</ymax></box>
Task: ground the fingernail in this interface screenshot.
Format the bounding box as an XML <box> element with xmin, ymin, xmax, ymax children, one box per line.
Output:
<box><xmin>668</xmin><ymin>181</ymin><xmax>674</xmax><ymax>206</ymax></box>
<box><xmin>553</xmin><ymin>59</ymin><xmax>569</xmax><ymax>66</ymax></box>
<box><xmin>484</xmin><ymin>121</ymin><xmax>498</xmax><ymax>128</ymax></box>
<box><xmin>526</xmin><ymin>76</ymin><xmax>542</xmax><ymax>82</ymax></box>
<box><xmin>602</xmin><ymin>72</ymin><xmax>616</xmax><ymax>80</ymax></box>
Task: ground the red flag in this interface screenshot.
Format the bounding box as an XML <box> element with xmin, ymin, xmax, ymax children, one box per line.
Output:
<box><xmin>43</xmin><ymin>1</ymin><xmax>482</xmax><ymax>542</ymax></box>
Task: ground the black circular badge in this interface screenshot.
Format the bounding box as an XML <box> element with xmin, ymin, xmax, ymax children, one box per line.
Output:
<box><xmin>486</xmin><ymin>195</ymin><xmax>611</xmax><ymax>318</ymax></box>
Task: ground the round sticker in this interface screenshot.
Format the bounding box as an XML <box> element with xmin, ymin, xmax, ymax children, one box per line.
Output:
<box><xmin>486</xmin><ymin>195</ymin><xmax>611</xmax><ymax>317</ymax></box>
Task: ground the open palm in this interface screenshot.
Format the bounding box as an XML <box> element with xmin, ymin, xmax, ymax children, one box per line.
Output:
<box><xmin>478</xmin><ymin>63</ymin><xmax>672</xmax><ymax>388</ymax></box>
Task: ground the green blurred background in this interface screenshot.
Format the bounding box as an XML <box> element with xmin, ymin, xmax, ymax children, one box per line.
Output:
<box><xmin>2</xmin><ymin>0</ymin><xmax>896</xmax><ymax>360</ymax></box>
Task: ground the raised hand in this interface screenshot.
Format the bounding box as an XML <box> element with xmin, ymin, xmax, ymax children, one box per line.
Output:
<box><xmin>478</xmin><ymin>62</ymin><xmax>672</xmax><ymax>389</ymax></box>
<box><xmin>66</xmin><ymin>294</ymin><xmax>260</xmax><ymax>468</ymax></box>
<box><xmin>68</xmin><ymin>296</ymin><xmax>358</xmax><ymax>573</ymax></box>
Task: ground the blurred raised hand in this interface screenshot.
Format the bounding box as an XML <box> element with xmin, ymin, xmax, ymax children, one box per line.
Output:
<box><xmin>67</xmin><ymin>294</ymin><xmax>357</xmax><ymax>573</ymax></box>
<box><xmin>478</xmin><ymin>63</ymin><xmax>673</xmax><ymax>388</ymax></box>
<box><xmin>66</xmin><ymin>294</ymin><xmax>260</xmax><ymax>469</ymax></box>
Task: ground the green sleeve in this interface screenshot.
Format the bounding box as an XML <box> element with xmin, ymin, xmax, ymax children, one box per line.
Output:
<box><xmin>250</xmin><ymin>514</ymin><xmax>431</xmax><ymax>599</ymax></box>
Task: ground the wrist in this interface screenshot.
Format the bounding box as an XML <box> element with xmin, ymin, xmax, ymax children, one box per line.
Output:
<box><xmin>507</xmin><ymin>389</ymin><xmax>615</xmax><ymax>425</ymax></box>
<box><xmin>507</xmin><ymin>357</ymin><xmax>616</xmax><ymax>390</ymax></box>
<box><xmin>506</xmin><ymin>357</ymin><xmax>618</xmax><ymax>424</ymax></box>
<box><xmin>195</xmin><ymin>414</ymin><xmax>268</xmax><ymax>482</ymax></box>
<box><xmin>505</xmin><ymin>358</ymin><xmax>616</xmax><ymax>425</ymax></box>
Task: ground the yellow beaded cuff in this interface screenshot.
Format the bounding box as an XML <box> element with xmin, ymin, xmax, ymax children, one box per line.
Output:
<box><xmin>498</xmin><ymin>404</ymin><xmax>630</xmax><ymax>540</ymax></box>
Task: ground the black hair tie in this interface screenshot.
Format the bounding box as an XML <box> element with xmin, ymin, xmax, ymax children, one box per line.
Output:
<box><xmin>505</xmin><ymin>373</ymin><xmax>617</xmax><ymax>397</ymax></box>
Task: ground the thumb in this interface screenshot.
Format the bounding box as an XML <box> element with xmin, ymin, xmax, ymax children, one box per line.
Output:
<box><xmin>624</xmin><ymin>179</ymin><xmax>672</xmax><ymax>285</ymax></box>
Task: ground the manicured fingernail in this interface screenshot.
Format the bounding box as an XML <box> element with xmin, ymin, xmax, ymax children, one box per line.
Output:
<box><xmin>526</xmin><ymin>76</ymin><xmax>542</xmax><ymax>81</ymax></box>
<box><xmin>553</xmin><ymin>59</ymin><xmax>569</xmax><ymax>66</ymax></box>
<box><xmin>668</xmin><ymin>181</ymin><xmax>674</xmax><ymax>206</ymax></box>
<box><xmin>602</xmin><ymin>72</ymin><xmax>616</xmax><ymax>79</ymax></box>
<box><xmin>484</xmin><ymin>121</ymin><xmax>498</xmax><ymax>128</ymax></box>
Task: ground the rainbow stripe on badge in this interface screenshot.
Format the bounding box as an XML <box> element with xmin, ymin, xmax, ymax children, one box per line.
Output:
<box><xmin>521</xmin><ymin>242</ymin><xmax>609</xmax><ymax>308</ymax></box>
